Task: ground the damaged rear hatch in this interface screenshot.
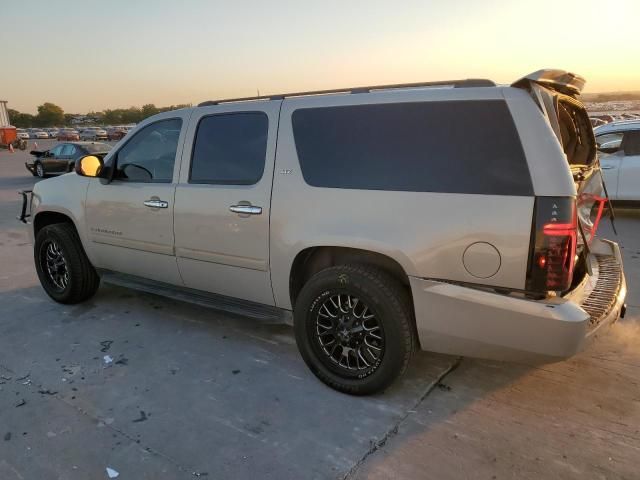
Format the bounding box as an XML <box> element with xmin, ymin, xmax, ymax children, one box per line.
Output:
<box><xmin>514</xmin><ymin>70</ymin><xmax>625</xmax><ymax>329</ymax></box>
<box><xmin>514</xmin><ymin>70</ymin><xmax>614</xmax><ymax>255</ymax></box>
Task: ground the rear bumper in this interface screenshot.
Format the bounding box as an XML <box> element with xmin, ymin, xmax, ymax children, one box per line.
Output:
<box><xmin>410</xmin><ymin>238</ymin><xmax>626</xmax><ymax>362</ymax></box>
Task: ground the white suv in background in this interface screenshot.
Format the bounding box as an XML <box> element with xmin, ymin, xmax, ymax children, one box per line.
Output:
<box><xmin>595</xmin><ymin>120</ymin><xmax>640</xmax><ymax>204</ymax></box>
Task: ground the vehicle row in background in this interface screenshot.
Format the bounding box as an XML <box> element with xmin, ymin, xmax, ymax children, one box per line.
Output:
<box><xmin>14</xmin><ymin>125</ymin><xmax>135</xmax><ymax>141</ymax></box>
<box><xmin>590</xmin><ymin>112</ymin><xmax>640</xmax><ymax>127</ymax></box>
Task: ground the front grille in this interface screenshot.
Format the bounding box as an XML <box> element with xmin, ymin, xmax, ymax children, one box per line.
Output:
<box><xmin>581</xmin><ymin>255</ymin><xmax>622</xmax><ymax>328</ymax></box>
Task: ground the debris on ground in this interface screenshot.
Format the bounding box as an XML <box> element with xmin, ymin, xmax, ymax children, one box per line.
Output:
<box><xmin>100</xmin><ymin>340</ymin><xmax>113</xmax><ymax>353</ymax></box>
<box><xmin>192</xmin><ymin>472</ymin><xmax>209</xmax><ymax>477</ymax></box>
<box><xmin>106</xmin><ymin>467</ymin><xmax>119</xmax><ymax>478</ymax></box>
<box><xmin>132</xmin><ymin>410</ymin><xmax>148</xmax><ymax>423</ymax></box>
<box><xmin>0</xmin><ymin>375</ymin><xmax>11</xmax><ymax>381</ymax></box>
<box><xmin>436</xmin><ymin>382</ymin><xmax>452</xmax><ymax>392</ymax></box>
<box><xmin>115</xmin><ymin>357</ymin><xmax>128</xmax><ymax>366</ymax></box>
<box><xmin>15</xmin><ymin>399</ymin><xmax>26</xmax><ymax>407</ymax></box>
<box><xmin>103</xmin><ymin>355</ymin><xmax>113</xmax><ymax>365</ymax></box>
<box><xmin>62</xmin><ymin>365</ymin><xmax>81</xmax><ymax>376</ymax></box>
<box><xmin>38</xmin><ymin>389</ymin><xmax>58</xmax><ymax>395</ymax></box>
<box><xmin>232</xmin><ymin>369</ymin><xmax>241</xmax><ymax>375</ymax></box>
<box><xmin>16</xmin><ymin>372</ymin><xmax>30</xmax><ymax>381</ymax></box>
<box><xmin>3</xmin><ymin>432</ymin><xmax>10</xmax><ymax>441</ymax></box>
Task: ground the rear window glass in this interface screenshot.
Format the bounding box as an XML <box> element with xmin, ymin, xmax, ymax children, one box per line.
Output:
<box><xmin>190</xmin><ymin>112</ymin><xmax>268</xmax><ymax>185</ymax></box>
<box><xmin>292</xmin><ymin>100</ymin><xmax>532</xmax><ymax>195</ymax></box>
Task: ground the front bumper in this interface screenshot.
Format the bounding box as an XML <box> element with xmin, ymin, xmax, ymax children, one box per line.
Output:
<box><xmin>410</xmin><ymin>238</ymin><xmax>626</xmax><ymax>362</ymax></box>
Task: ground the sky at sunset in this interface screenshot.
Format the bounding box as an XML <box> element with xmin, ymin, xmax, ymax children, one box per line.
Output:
<box><xmin>3</xmin><ymin>0</ymin><xmax>639</xmax><ymax>114</ymax></box>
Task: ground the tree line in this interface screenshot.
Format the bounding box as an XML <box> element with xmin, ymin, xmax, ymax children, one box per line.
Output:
<box><xmin>8</xmin><ymin>102</ymin><xmax>192</xmax><ymax>128</ymax></box>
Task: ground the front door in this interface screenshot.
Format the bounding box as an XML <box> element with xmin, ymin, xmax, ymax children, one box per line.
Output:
<box><xmin>43</xmin><ymin>144</ymin><xmax>65</xmax><ymax>173</ymax></box>
<box><xmin>84</xmin><ymin>112</ymin><xmax>190</xmax><ymax>284</ymax></box>
<box><xmin>596</xmin><ymin>131</ymin><xmax>625</xmax><ymax>199</ymax></box>
<box><xmin>56</xmin><ymin>143</ymin><xmax>78</xmax><ymax>173</ymax></box>
<box><xmin>173</xmin><ymin>103</ymin><xmax>280</xmax><ymax>305</ymax></box>
<box><xmin>617</xmin><ymin>130</ymin><xmax>640</xmax><ymax>201</ymax></box>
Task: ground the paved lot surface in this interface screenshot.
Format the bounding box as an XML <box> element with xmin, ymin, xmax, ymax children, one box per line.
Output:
<box><xmin>1</xmin><ymin>141</ymin><xmax>639</xmax><ymax>479</ymax></box>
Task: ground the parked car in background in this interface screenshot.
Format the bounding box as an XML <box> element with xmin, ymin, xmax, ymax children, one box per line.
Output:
<box><xmin>595</xmin><ymin>120</ymin><xmax>640</xmax><ymax>204</ymax></box>
<box><xmin>46</xmin><ymin>128</ymin><xmax>59</xmax><ymax>138</ymax></box>
<box><xmin>16</xmin><ymin>129</ymin><xmax>30</xmax><ymax>139</ymax></box>
<box><xmin>106</xmin><ymin>126</ymin><xmax>130</xmax><ymax>141</ymax></box>
<box><xmin>26</xmin><ymin>142</ymin><xmax>112</xmax><ymax>178</ymax></box>
<box><xmin>21</xmin><ymin>69</ymin><xmax>626</xmax><ymax>395</ymax></box>
<box><xmin>57</xmin><ymin>129</ymin><xmax>80</xmax><ymax>141</ymax></box>
<box><xmin>33</xmin><ymin>130</ymin><xmax>49</xmax><ymax>139</ymax></box>
<box><xmin>80</xmin><ymin>127</ymin><xmax>108</xmax><ymax>141</ymax></box>
<box><xmin>590</xmin><ymin>117</ymin><xmax>606</xmax><ymax>128</ymax></box>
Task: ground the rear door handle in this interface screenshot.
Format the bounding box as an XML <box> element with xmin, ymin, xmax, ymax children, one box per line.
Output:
<box><xmin>601</xmin><ymin>165</ymin><xmax>616</xmax><ymax>170</ymax></box>
<box><xmin>229</xmin><ymin>205</ymin><xmax>262</xmax><ymax>215</ymax></box>
<box><xmin>144</xmin><ymin>199</ymin><xmax>169</xmax><ymax>208</ymax></box>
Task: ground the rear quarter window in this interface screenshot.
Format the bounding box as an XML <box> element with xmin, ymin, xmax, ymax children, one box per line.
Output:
<box><xmin>291</xmin><ymin>100</ymin><xmax>532</xmax><ymax>195</ymax></box>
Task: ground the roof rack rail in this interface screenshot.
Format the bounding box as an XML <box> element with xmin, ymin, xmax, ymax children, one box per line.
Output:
<box><xmin>198</xmin><ymin>78</ymin><xmax>495</xmax><ymax>107</ymax></box>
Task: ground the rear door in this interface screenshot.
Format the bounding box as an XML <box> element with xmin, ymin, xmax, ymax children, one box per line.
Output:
<box><xmin>617</xmin><ymin>130</ymin><xmax>640</xmax><ymax>201</ymax></box>
<box><xmin>173</xmin><ymin>101</ymin><xmax>280</xmax><ymax>305</ymax></box>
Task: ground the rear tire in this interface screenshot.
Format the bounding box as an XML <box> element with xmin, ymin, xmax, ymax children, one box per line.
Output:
<box><xmin>34</xmin><ymin>223</ymin><xmax>100</xmax><ymax>304</ymax></box>
<box><xmin>294</xmin><ymin>264</ymin><xmax>414</xmax><ymax>395</ymax></box>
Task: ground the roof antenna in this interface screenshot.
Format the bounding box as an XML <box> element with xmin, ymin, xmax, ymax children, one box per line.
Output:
<box><xmin>257</xmin><ymin>88</ymin><xmax>260</xmax><ymax>97</ymax></box>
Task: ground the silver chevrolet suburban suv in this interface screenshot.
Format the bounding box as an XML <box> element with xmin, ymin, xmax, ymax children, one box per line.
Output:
<box><xmin>20</xmin><ymin>69</ymin><xmax>627</xmax><ymax>395</ymax></box>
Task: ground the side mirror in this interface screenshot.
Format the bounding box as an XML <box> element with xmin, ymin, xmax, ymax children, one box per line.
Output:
<box><xmin>75</xmin><ymin>155</ymin><xmax>104</xmax><ymax>177</ymax></box>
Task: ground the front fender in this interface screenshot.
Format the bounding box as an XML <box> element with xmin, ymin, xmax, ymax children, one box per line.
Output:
<box><xmin>30</xmin><ymin>174</ymin><xmax>92</xmax><ymax>259</ymax></box>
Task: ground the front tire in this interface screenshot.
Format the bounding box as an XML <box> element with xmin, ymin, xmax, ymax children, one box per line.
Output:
<box><xmin>34</xmin><ymin>223</ymin><xmax>100</xmax><ymax>304</ymax></box>
<box><xmin>35</xmin><ymin>161</ymin><xmax>45</xmax><ymax>178</ymax></box>
<box><xmin>294</xmin><ymin>265</ymin><xmax>414</xmax><ymax>395</ymax></box>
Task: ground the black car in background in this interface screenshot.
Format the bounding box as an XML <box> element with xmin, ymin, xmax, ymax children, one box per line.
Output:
<box><xmin>26</xmin><ymin>142</ymin><xmax>112</xmax><ymax>178</ymax></box>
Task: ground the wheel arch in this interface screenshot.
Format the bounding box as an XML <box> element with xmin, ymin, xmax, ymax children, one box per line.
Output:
<box><xmin>33</xmin><ymin>210</ymin><xmax>79</xmax><ymax>239</ymax></box>
<box><xmin>289</xmin><ymin>246</ymin><xmax>413</xmax><ymax>309</ymax></box>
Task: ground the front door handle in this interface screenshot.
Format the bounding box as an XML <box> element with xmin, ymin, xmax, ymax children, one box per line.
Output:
<box><xmin>601</xmin><ymin>165</ymin><xmax>616</xmax><ymax>170</ymax></box>
<box><xmin>229</xmin><ymin>205</ymin><xmax>262</xmax><ymax>215</ymax></box>
<box><xmin>144</xmin><ymin>199</ymin><xmax>169</xmax><ymax>209</ymax></box>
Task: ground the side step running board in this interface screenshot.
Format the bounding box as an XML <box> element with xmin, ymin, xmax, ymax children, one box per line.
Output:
<box><xmin>100</xmin><ymin>271</ymin><xmax>293</xmax><ymax>325</ymax></box>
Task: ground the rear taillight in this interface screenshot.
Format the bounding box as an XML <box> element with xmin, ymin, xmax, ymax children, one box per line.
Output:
<box><xmin>526</xmin><ymin>197</ymin><xmax>577</xmax><ymax>293</ymax></box>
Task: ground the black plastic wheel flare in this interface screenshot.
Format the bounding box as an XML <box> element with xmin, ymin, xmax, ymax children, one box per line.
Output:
<box><xmin>315</xmin><ymin>294</ymin><xmax>385</xmax><ymax>372</ymax></box>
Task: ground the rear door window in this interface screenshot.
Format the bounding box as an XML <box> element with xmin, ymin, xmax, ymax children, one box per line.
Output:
<box><xmin>623</xmin><ymin>131</ymin><xmax>640</xmax><ymax>156</ymax></box>
<box><xmin>291</xmin><ymin>100</ymin><xmax>532</xmax><ymax>195</ymax></box>
<box><xmin>189</xmin><ymin>112</ymin><xmax>268</xmax><ymax>185</ymax></box>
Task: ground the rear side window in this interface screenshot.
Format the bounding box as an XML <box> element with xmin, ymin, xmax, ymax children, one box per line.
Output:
<box><xmin>292</xmin><ymin>100</ymin><xmax>532</xmax><ymax>195</ymax></box>
<box><xmin>190</xmin><ymin>112</ymin><xmax>268</xmax><ymax>185</ymax></box>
